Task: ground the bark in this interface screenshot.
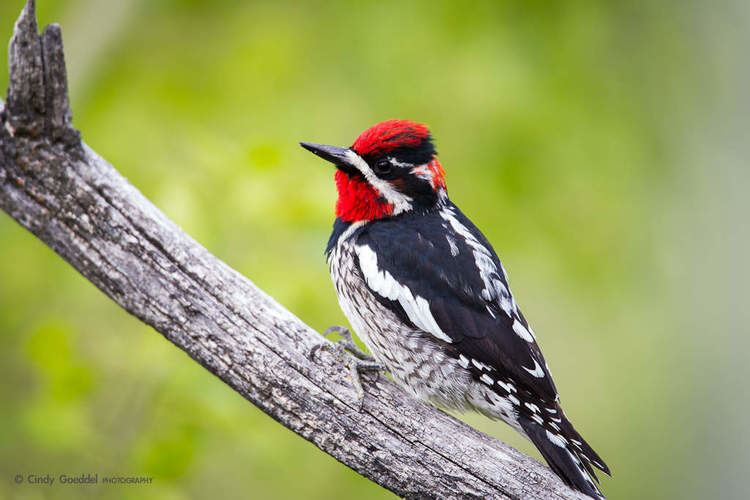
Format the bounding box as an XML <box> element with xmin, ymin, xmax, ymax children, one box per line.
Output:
<box><xmin>0</xmin><ymin>2</ymin><xmax>585</xmax><ymax>499</ymax></box>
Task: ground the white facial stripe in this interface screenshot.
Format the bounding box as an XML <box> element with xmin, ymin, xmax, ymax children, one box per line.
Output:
<box><xmin>389</xmin><ymin>157</ymin><xmax>412</xmax><ymax>168</ymax></box>
<box><xmin>344</xmin><ymin>150</ymin><xmax>413</xmax><ymax>214</ymax></box>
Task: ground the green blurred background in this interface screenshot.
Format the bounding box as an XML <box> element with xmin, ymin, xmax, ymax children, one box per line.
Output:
<box><xmin>1</xmin><ymin>1</ymin><xmax>748</xmax><ymax>499</ymax></box>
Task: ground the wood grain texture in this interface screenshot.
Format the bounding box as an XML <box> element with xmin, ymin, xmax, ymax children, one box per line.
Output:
<box><xmin>0</xmin><ymin>2</ymin><xmax>585</xmax><ymax>498</ymax></box>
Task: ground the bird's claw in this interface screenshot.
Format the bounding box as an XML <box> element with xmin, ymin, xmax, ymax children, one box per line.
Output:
<box><xmin>323</xmin><ymin>326</ymin><xmax>378</xmax><ymax>362</ymax></box>
<box><xmin>321</xmin><ymin>326</ymin><xmax>386</xmax><ymax>408</ymax></box>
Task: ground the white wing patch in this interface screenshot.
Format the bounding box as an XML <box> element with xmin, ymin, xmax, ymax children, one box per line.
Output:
<box><xmin>472</xmin><ymin>359</ymin><xmax>491</xmax><ymax>371</ymax></box>
<box><xmin>458</xmin><ymin>355</ymin><xmax>470</xmax><ymax>368</ymax></box>
<box><xmin>445</xmin><ymin>234</ymin><xmax>460</xmax><ymax>257</ymax></box>
<box><xmin>439</xmin><ymin>207</ymin><xmax>515</xmax><ymax>316</ymax></box>
<box><xmin>439</xmin><ymin>206</ymin><xmax>554</xmax><ymax>391</ymax></box>
<box><xmin>512</xmin><ymin>319</ymin><xmax>535</xmax><ymax>342</ymax></box>
<box><xmin>355</xmin><ymin>244</ymin><xmax>453</xmax><ymax>343</ymax></box>
<box><xmin>546</xmin><ymin>430</ymin><xmax>568</xmax><ymax>448</ymax></box>
<box><xmin>497</xmin><ymin>380</ymin><xmax>517</xmax><ymax>393</ymax></box>
<box><xmin>523</xmin><ymin>358</ymin><xmax>546</xmax><ymax>378</ymax></box>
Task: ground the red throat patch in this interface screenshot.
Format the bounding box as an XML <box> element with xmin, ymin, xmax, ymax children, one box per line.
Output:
<box><xmin>335</xmin><ymin>170</ymin><xmax>393</xmax><ymax>222</ymax></box>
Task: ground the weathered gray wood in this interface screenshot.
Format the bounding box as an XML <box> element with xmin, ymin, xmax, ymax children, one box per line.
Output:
<box><xmin>0</xmin><ymin>2</ymin><xmax>585</xmax><ymax>499</ymax></box>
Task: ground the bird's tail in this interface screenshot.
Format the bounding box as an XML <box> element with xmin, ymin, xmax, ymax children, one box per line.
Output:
<box><xmin>520</xmin><ymin>411</ymin><xmax>610</xmax><ymax>499</ymax></box>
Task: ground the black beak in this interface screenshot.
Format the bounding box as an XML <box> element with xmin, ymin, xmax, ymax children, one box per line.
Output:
<box><xmin>300</xmin><ymin>142</ymin><xmax>356</xmax><ymax>171</ymax></box>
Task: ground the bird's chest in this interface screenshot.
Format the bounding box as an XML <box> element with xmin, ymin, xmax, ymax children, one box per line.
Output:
<box><xmin>328</xmin><ymin>240</ymin><xmax>409</xmax><ymax>362</ymax></box>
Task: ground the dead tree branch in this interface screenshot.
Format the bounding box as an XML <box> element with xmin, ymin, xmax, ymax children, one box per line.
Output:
<box><xmin>0</xmin><ymin>2</ymin><xmax>584</xmax><ymax>498</ymax></box>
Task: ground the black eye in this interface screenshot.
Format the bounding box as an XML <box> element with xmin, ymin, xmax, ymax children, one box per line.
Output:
<box><xmin>373</xmin><ymin>158</ymin><xmax>392</xmax><ymax>175</ymax></box>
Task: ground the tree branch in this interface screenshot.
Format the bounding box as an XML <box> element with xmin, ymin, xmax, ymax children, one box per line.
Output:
<box><xmin>0</xmin><ymin>2</ymin><xmax>584</xmax><ymax>498</ymax></box>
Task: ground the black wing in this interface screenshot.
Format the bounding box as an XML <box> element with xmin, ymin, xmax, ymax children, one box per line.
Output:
<box><xmin>353</xmin><ymin>202</ymin><xmax>558</xmax><ymax>401</ymax></box>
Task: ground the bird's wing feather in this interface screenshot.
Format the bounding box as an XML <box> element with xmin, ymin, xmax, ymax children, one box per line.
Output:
<box><xmin>353</xmin><ymin>202</ymin><xmax>558</xmax><ymax>401</ymax></box>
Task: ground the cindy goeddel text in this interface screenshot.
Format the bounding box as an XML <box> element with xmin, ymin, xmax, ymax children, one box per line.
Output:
<box><xmin>13</xmin><ymin>473</ymin><xmax>153</xmax><ymax>486</ymax></box>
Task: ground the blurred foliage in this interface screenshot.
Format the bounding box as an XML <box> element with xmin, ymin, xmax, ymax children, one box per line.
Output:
<box><xmin>0</xmin><ymin>0</ymin><xmax>746</xmax><ymax>499</ymax></box>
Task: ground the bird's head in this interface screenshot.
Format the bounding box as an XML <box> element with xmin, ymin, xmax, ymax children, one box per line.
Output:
<box><xmin>301</xmin><ymin>119</ymin><xmax>446</xmax><ymax>222</ymax></box>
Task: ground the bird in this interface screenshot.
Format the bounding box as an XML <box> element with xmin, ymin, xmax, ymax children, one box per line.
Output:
<box><xmin>300</xmin><ymin>119</ymin><xmax>610</xmax><ymax>498</ymax></box>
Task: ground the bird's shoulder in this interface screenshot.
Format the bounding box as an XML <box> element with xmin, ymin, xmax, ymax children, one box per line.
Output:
<box><xmin>355</xmin><ymin>202</ymin><xmax>508</xmax><ymax>313</ymax></box>
<box><xmin>325</xmin><ymin>218</ymin><xmax>366</xmax><ymax>258</ymax></box>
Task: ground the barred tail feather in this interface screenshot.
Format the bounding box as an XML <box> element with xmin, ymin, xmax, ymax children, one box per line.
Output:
<box><xmin>557</xmin><ymin>413</ymin><xmax>611</xmax><ymax>476</ymax></box>
<box><xmin>520</xmin><ymin>417</ymin><xmax>608</xmax><ymax>499</ymax></box>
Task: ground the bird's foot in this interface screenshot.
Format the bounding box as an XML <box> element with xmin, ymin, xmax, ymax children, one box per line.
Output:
<box><xmin>323</xmin><ymin>326</ymin><xmax>378</xmax><ymax>362</ymax></box>
<box><xmin>322</xmin><ymin>326</ymin><xmax>386</xmax><ymax>407</ymax></box>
